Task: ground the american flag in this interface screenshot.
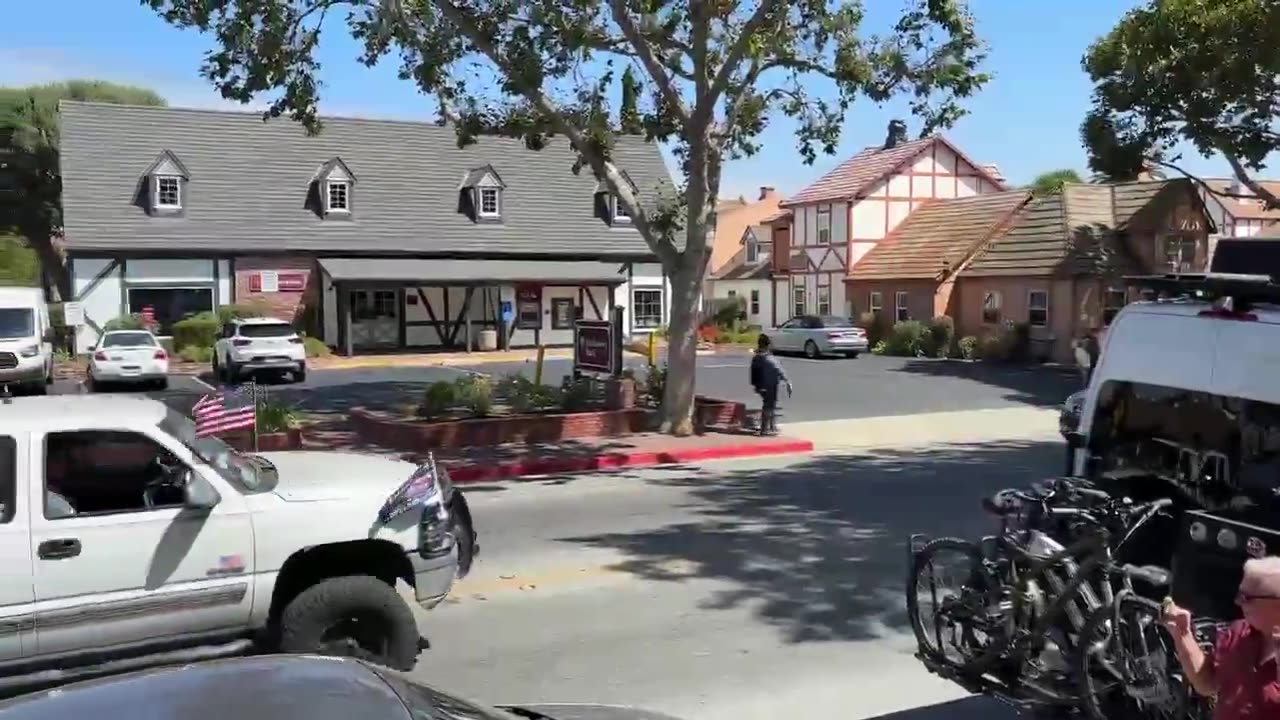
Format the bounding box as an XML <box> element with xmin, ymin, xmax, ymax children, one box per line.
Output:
<box><xmin>192</xmin><ymin>384</ymin><xmax>257</xmax><ymax>437</ymax></box>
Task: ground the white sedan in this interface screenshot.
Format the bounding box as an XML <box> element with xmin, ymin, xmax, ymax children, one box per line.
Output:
<box><xmin>88</xmin><ymin>330</ymin><xmax>170</xmax><ymax>391</ymax></box>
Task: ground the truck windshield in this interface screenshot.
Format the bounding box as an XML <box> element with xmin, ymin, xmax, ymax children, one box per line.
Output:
<box><xmin>159</xmin><ymin>410</ymin><xmax>278</xmax><ymax>493</ymax></box>
<box><xmin>0</xmin><ymin>309</ymin><xmax>34</xmax><ymax>340</ymax></box>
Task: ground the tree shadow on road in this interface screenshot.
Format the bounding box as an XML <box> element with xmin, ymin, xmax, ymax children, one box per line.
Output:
<box><xmin>563</xmin><ymin>440</ymin><xmax>1063</xmax><ymax>645</ymax></box>
<box><xmin>890</xmin><ymin>359</ymin><xmax>1081</xmax><ymax>408</ymax></box>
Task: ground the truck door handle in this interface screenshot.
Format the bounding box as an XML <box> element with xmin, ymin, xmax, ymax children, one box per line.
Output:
<box><xmin>38</xmin><ymin>538</ymin><xmax>81</xmax><ymax>560</ymax></box>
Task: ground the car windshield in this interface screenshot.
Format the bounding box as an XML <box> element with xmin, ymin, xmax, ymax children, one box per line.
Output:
<box><xmin>159</xmin><ymin>410</ymin><xmax>278</xmax><ymax>493</ymax></box>
<box><xmin>819</xmin><ymin>316</ymin><xmax>855</xmax><ymax>328</ymax></box>
<box><xmin>240</xmin><ymin>323</ymin><xmax>295</xmax><ymax>338</ymax></box>
<box><xmin>0</xmin><ymin>309</ymin><xmax>34</xmax><ymax>340</ymax></box>
<box><xmin>101</xmin><ymin>332</ymin><xmax>157</xmax><ymax>348</ymax></box>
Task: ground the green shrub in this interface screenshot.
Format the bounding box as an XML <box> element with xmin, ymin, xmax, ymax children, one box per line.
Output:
<box><xmin>178</xmin><ymin>345</ymin><xmax>214</xmax><ymax>363</ymax></box>
<box><xmin>256</xmin><ymin>399</ymin><xmax>299</xmax><ymax>434</ymax></box>
<box><xmin>171</xmin><ymin>313</ymin><xmax>220</xmax><ymax>351</ymax></box>
<box><xmin>302</xmin><ymin>336</ymin><xmax>331</xmax><ymax>358</ymax></box>
<box><xmin>454</xmin><ymin>374</ymin><xmax>494</xmax><ymax>417</ymax></box>
<box><xmin>418</xmin><ymin>381</ymin><xmax>457</xmax><ymax>420</ymax></box>
<box><xmin>498</xmin><ymin>373</ymin><xmax>536</xmax><ymax>414</ymax></box>
<box><xmin>560</xmin><ymin>375</ymin><xmax>596</xmax><ymax>412</ymax></box>
<box><xmin>711</xmin><ymin>296</ymin><xmax>746</xmax><ymax>329</ymax></box>
<box><xmin>958</xmin><ymin>335</ymin><xmax>979</xmax><ymax>360</ymax></box>
<box><xmin>976</xmin><ymin>322</ymin><xmax>1030</xmax><ymax>363</ymax></box>
<box><xmin>216</xmin><ymin>304</ymin><xmax>270</xmax><ymax>324</ymax></box>
<box><xmin>858</xmin><ymin>311</ymin><xmax>891</xmax><ymax>347</ymax></box>
<box><xmin>104</xmin><ymin>314</ymin><xmax>145</xmax><ymax>331</ymax></box>
<box><xmin>871</xmin><ymin>340</ymin><xmax>888</xmax><ymax>355</ymax></box>
<box><xmin>642</xmin><ymin>363</ymin><xmax>667</xmax><ymax>407</ymax></box>
<box><xmin>881</xmin><ymin>321</ymin><xmax>929</xmax><ymax>357</ymax></box>
<box><xmin>925</xmin><ymin>316</ymin><xmax>956</xmax><ymax>358</ymax></box>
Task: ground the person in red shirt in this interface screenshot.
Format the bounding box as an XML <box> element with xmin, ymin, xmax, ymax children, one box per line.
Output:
<box><xmin>1163</xmin><ymin>556</ymin><xmax>1280</xmax><ymax>719</ymax></box>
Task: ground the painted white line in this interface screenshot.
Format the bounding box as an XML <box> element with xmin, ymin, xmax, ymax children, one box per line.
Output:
<box><xmin>702</xmin><ymin>363</ymin><xmax>747</xmax><ymax>369</ymax></box>
<box><xmin>189</xmin><ymin>374</ymin><xmax>218</xmax><ymax>392</ymax></box>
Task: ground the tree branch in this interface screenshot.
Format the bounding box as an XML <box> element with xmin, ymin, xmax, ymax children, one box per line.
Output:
<box><xmin>700</xmin><ymin>0</ymin><xmax>783</xmax><ymax>122</ymax></box>
<box><xmin>607</xmin><ymin>0</ymin><xmax>691</xmax><ymax>129</ymax></box>
<box><xmin>1220</xmin><ymin>147</ymin><xmax>1280</xmax><ymax>209</ymax></box>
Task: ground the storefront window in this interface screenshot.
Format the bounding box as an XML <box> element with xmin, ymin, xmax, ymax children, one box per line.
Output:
<box><xmin>127</xmin><ymin>287</ymin><xmax>214</xmax><ymax>335</ymax></box>
<box><xmin>632</xmin><ymin>288</ymin><xmax>663</xmax><ymax>329</ymax></box>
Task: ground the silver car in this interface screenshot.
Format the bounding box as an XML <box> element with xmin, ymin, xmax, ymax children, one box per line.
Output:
<box><xmin>769</xmin><ymin>315</ymin><xmax>869</xmax><ymax>358</ymax></box>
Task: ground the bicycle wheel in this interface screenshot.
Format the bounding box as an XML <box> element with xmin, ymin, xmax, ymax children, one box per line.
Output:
<box><xmin>906</xmin><ymin>537</ymin><xmax>1004</xmax><ymax>667</ymax></box>
<box><xmin>1076</xmin><ymin>596</ymin><xmax>1190</xmax><ymax>720</ymax></box>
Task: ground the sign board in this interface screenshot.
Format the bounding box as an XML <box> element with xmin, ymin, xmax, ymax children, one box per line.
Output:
<box><xmin>574</xmin><ymin>312</ymin><xmax>622</xmax><ymax>376</ymax></box>
<box><xmin>62</xmin><ymin>302</ymin><xmax>84</xmax><ymax>327</ymax></box>
<box><xmin>516</xmin><ymin>284</ymin><xmax>542</xmax><ymax>329</ymax></box>
<box><xmin>249</xmin><ymin>271</ymin><xmax>306</xmax><ymax>293</ymax></box>
<box><xmin>278</xmin><ymin>273</ymin><xmax>307</xmax><ymax>292</ymax></box>
<box><xmin>259</xmin><ymin>271</ymin><xmax>280</xmax><ymax>293</ymax></box>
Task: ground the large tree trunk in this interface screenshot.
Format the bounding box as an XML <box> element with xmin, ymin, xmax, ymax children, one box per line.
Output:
<box><xmin>29</xmin><ymin>235</ymin><xmax>69</xmax><ymax>302</ymax></box>
<box><xmin>660</xmin><ymin>254</ymin><xmax>703</xmax><ymax>436</ymax></box>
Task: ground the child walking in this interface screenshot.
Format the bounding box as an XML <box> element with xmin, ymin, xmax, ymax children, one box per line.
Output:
<box><xmin>750</xmin><ymin>335</ymin><xmax>792</xmax><ymax>436</ymax></box>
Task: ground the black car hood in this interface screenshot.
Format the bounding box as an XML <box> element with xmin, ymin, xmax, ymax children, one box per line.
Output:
<box><xmin>500</xmin><ymin>703</ymin><xmax>687</xmax><ymax>720</ymax></box>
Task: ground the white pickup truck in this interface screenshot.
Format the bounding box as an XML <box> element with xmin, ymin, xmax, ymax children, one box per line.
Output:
<box><xmin>0</xmin><ymin>394</ymin><xmax>477</xmax><ymax>691</ymax></box>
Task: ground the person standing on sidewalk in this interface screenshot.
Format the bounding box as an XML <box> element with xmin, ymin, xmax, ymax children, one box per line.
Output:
<box><xmin>1162</xmin><ymin>556</ymin><xmax>1280</xmax><ymax>719</ymax></box>
<box><xmin>750</xmin><ymin>335</ymin><xmax>792</xmax><ymax>436</ymax></box>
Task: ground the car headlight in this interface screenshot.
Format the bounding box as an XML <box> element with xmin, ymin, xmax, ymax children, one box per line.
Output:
<box><xmin>418</xmin><ymin>501</ymin><xmax>453</xmax><ymax>556</ymax></box>
<box><xmin>18</xmin><ymin>344</ymin><xmax>39</xmax><ymax>358</ymax></box>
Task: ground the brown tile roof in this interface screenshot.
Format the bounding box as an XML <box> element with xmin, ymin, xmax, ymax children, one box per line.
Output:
<box><xmin>963</xmin><ymin>183</ymin><xmax>1145</xmax><ymax>277</ymax></box>
<box><xmin>780</xmin><ymin>135</ymin><xmax>1007</xmax><ymax>208</ymax></box>
<box><xmin>851</xmin><ymin>190</ymin><xmax>1032</xmax><ymax>280</ymax></box>
<box><xmin>761</xmin><ymin>209</ymin><xmax>792</xmax><ymax>223</ymax></box>
<box><xmin>713</xmin><ymin>260</ymin><xmax>771</xmax><ymax>281</ymax></box>
<box><xmin>1203</xmin><ymin>178</ymin><xmax>1280</xmax><ymax>221</ymax></box>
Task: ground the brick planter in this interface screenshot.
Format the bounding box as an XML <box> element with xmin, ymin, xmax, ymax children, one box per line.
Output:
<box><xmin>694</xmin><ymin>395</ymin><xmax>746</xmax><ymax>432</ymax></box>
<box><xmin>350</xmin><ymin>406</ymin><xmax>657</xmax><ymax>450</ymax></box>
<box><xmin>223</xmin><ymin>427</ymin><xmax>304</xmax><ymax>452</ymax></box>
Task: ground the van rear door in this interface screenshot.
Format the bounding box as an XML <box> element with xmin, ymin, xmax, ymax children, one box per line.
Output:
<box><xmin>1208</xmin><ymin>314</ymin><xmax>1280</xmax><ymax>405</ymax></box>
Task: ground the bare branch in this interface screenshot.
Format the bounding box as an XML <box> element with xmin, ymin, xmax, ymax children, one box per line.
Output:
<box><xmin>1221</xmin><ymin>146</ymin><xmax>1280</xmax><ymax>209</ymax></box>
<box><xmin>699</xmin><ymin>0</ymin><xmax>783</xmax><ymax>123</ymax></box>
<box><xmin>607</xmin><ymin>0</ymin><xmax>691</xmax><ymax>129</ymax></box>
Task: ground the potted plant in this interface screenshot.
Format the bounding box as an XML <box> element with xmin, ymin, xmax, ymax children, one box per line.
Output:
<box><xmin>223</xmin><ymin>398</ymin><xmax>303</xmax><ymax>451</ymax></box>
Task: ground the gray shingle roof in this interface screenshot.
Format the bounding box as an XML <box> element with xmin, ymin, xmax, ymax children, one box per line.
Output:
<box><xmin>59</xmin><ymin>102</ymin><xmax>673</xmax><ymax>258</ymax></box>
<box><xmin>317</xmin><ymin>258</ymin><xmax>627</xmax><ymax>284</ymax></box>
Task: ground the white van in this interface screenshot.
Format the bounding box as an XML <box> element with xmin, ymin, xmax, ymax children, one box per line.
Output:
<box><xmin>0</xmin><ymin>287</ymin><xmax>55</xmax><ymax>394</ymax></box>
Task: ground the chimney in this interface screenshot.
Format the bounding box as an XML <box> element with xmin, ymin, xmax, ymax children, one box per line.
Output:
<box><xmin>884</xmin><ymin>119</ymin><xmax>908</xmax><ymax>149</ymax></box>
<box><xmin>758</xmin><ymin>186</ymin><xmax>776</xmax><ymax>201</ymax></box>
<box><xmin>981</xmin><ymin>164</ymin><xmax>1006</xmax><ymax>183</ymax></box>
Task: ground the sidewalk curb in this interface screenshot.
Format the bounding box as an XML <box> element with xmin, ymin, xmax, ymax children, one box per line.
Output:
<box><xmin>449</xmin><ymin>437</ymin><xmax>814</xmax><ymax>483</ymax></box>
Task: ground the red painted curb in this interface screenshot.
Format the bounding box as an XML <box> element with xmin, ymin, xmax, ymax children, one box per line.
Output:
<box><xmin>448</xmin><ymin>438</ymin><xmax>814</xmax><ymax>483</ymax></box>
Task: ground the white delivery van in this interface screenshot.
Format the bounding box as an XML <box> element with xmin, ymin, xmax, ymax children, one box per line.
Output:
<box><xmin>0</xmin><ymin>287</ymin><xmax>55</xmax><ymax>394</ymax></box>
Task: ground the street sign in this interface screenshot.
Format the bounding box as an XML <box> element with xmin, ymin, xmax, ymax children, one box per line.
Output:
<box><xmin>573</xmin><ymin>308</ymin><xmax>623</xmax><ymax>376</ymax></box>
<box><xmin>62</xmin><ymin>302</ymin><xmax>84</xmax><ymax>327</ymax></box>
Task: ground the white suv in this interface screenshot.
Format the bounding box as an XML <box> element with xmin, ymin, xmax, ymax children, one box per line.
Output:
<box><xmin>213</xmin><ymin>317</ymin><xmax>307</xmax><ymax>384</ymax></box>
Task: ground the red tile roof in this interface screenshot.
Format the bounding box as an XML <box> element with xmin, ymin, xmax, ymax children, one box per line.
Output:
<box><xmin>780</xmin><ymin>136</ymin><xmax>1006</xmax><ymax>208</ymax></box>
<box><xmin>850</xmin><ymin>191</ymin><xmax>1032</xmax><ymax>280</ymax></box>
<box><xmin>1203</xmin><ymin>178</ymin><xmax>1280</xmax><ymax>222</ymax></box>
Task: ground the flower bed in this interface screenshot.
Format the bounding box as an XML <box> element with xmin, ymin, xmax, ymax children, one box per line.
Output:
<box><xmin>222</xmin><ymin>427</ymin><xmax>304</xmax><ymax>452</ymax></box>
<box><xmin>351</xmin><ymin>406</ymin><xmax>656</xmax><ymax>449</ymax></box>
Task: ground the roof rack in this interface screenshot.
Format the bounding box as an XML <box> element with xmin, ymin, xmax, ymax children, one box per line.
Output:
<box><xmin>1124</xmin><ymin>272</ymin><xmax>1280</xmax><ymax>311</ymax></box>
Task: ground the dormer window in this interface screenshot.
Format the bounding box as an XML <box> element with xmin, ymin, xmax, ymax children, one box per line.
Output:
<box><xmin>611</xmin><ymin>195</ymin><xmax>633</xmax><ymax>225</ymax></box>
<box><xmin>155</xmin><ymin>176</ymin><xmax>181</xmax><ymax>208</ymax></box>
<box><xmin>326</xmin><ymin>181</ymin><xmax>350</xmax><ymax>213</ymax></box>
<box><xmin>746</xmin><ymin>238</ymin><xmax>759</xmax><ymax>263</ymax></box>
<box><xmin>141</xmin><ymin>150</ymin><xmax>190</xmax><ymax>217</ymax></box>
<box><xmin>459</xmin><ymin>165</ymin><xmax>506</xmax><ymax>223</ymax></box>
<box><xmin>312</xmin><ymin>157</ymin><xmax>356</xmax><ymax>219</ymax></box>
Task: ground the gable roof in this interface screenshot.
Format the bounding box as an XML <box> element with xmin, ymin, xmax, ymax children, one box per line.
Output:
<box><xmin>712</xmin><ymin>260</ymin><xmax>771</xmax><ymax>281</ymax></box>
<box><xmin>312</xmin><ymin>156</ymin><xmax>356</xmax><ymax>184</ymax></box>
<box><xmin>851</xmin><ymin>190</ymin><xmax>1032</xmax><ymax>280</ymax></box>
<box><xmin>960</xmin><ymin>181</ymin><xmax>1199</xmax><ymax>278</ymax></box>
<box><xmin>142</xmin><ymin>149</ymin><xmax>190</xmax><ymax>179</ymax></box>
<box><xmin>459</xmin><ymin>164</ymin><xmax>505</xmax><ymax>189</ymax></box>
<box><xmin>741</xmin><ymin>224</ymin><xmax>769</xmax><ymax>246</ymax></box>
<box><xmin>780</xmin><ymin>135</ymin><xmax>1005</xmax><ymax>208</ymax></box>
<box><xmin>1202</xmin><ymin>177</ymin><xmax>1280</xmax><ymax>222</ymax></box>
<box><xmin>58</xmin><ymin>102</ymin><xmax>672</xmax><ymax>258</ymax></box>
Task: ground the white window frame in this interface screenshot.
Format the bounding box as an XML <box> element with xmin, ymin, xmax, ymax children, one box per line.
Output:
<box><xmin>817</xmin><ymin>206</ymin><xmax>833</xmax><ymax>245</ymax></box>
<box><xmin>1028</xmin><ymin>290</ymin><xmax>1049</xmax><ymax>327</ymax></box>
<box><xmin>817</xmin><ymin>285</ymin><xmax>831</xmax><ymax>316</ymax></box>
<box><xmin>746</xmin><ymin>239</ymin><xmax>759</xmax><ymax>263</ymax></box>
<box><xmin>869</xmin><ymin>291</ymin><xmax>883</xmax><ymax>315</ymax></box>
<box><xmin>478</xmin><ymin>187</ymin><xmax>501</xmax><ymax>218</ymax></box>
<box><xmin>325</xmin><ymin>180</ymin><xmax>351</xmax><ymax>214</ymax></box>
<box><xmin>894</xmin><ymin>291</ymin><xmax>909</xmax><ymax>322</ymax></box>
<box><xmin>611</xmin><ymin>195</ymin><xmax>632</xmax><ymax>225</ymax></box>
<box><xmin>792</xmin><ymin>285</ymin><xmax>806</xmax><ymax>318</ymax></box>
<box><xmin>631</xmin><ymin>287</ymin><xmax>662</xmax><ymax>329</ymax></box>
<box><xmin>153</xmin><ymin>175</ymin><xmax>182</xmax><ymax>209</ymax></box>
<box><xmin>982</xmin><ymin>290</ymin><xmax>1002</xmax><ymax>325</ymax></box>
<box><xmin>750</xmin><ymin>289</ymin><xmax>760</xmax><ymax>316</ymax></box>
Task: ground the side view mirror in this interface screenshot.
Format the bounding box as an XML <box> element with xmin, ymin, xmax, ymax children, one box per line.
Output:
<box><xmin>1065</xmin><ymin>431</ymin><xmax>1088</xmax><ymax>449</ymax></box>
<box><xmin>183</xmin><ymin>472</ymin><xmax>222</xmax><ymax>510</ymax></box>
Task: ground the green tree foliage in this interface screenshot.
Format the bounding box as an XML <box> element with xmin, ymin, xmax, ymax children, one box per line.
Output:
<box><xmin>0</xmin><ymin>80</ymin><xmax>166</xmax><ymax>298</ymax></box>
<box><xmin>143</xmin><ymin>0</ymin><xmax>990</xmax><ymax>434</ymax></box>
<box><xmin>1030</xmin><ymin>168</ymin><xmax>1083</xmax><ymax>196</ymax></box>
<box><xmin>0</xmin><ymin>235</ymin><xmax>40</xmax><ymax>286</ymax></box>
<box><xmin>1081</xmin><ymin>0</ymin><xmax>1280</xmax><ymax>204</ymax></box>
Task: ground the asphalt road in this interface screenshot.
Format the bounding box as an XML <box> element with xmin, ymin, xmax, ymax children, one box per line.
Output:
<box><xmin>409</xmin><ymin>441</ymin><xmax>1062</xmax><ymax>720</ymax></box>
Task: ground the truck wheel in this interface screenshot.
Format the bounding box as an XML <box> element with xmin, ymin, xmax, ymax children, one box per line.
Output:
<box><xmin>450</xmin><ymin>511</ymin><xmax>475</xmax><ymax>579</ymax></box>
<box><xmin>278</xmin><ymin>575</ymin><xmax>421</xmax><ymax>671</ymax></box>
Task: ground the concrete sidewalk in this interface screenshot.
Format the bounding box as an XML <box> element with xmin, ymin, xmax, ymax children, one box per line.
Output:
<box><xmin>784</xmin><ymin>406</ymin><xmax>1060</xmax><ymax>451</ymax></box>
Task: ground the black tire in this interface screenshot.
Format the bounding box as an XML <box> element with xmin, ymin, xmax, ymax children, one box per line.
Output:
<box><xmin>212</xmin><ymin>354</ymin><xmax>223</xmax><ymax>382</ymax></box>
<box><xmin>155</xmin><ymin>377</ymin><xmax>169</xmax><ymax>391</ymax></box>
<box><xmin>29</xmin><ymin>381</ymin><xmax>48</xmax><ymax>395</ymax></box>
<box><xmin>1076</xmin><ymin>596</ymin><xmax>1190</xmax><ymax>720</ymax></box>
<box><xmin>450</xmin><ymin>505</ymin><xmax>475</xmax><ymax>579</ymax></box>
<box><xmin>907</xmin><ymin>537</ymin><xmax>1001</xmax><ymax>667</ymax></box>
<box><xmin>278</xmin><ymin>575</ymin><xmax>421</xmax><ymax>671</ymax></box>
<box><xmin>846</xmin><ymin>352</ymin><xmax>860</xmax><ymax>359</ymax></box>
<box><xmin>226</xmin><ymin>359</ymin><xmax>241</xmax><ymax>384</ymax></box>
<box><xmin>804</xmin><ymin>340</ymin><xmax>820</xmax><ymax>359</ymax></box>
<box><xmin>294</xmin><ymin>365</ymin><xmax>306</xmax><ymax>383</ymax></box>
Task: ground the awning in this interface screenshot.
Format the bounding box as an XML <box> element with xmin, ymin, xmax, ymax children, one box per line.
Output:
<box><xmin>317</xmin><ymin>258</ymin><xmax>630</xmax><ymax>285</ymax></box>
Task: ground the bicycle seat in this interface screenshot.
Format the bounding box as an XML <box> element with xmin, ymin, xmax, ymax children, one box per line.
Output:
<box><xmin>1122</xmin><ymin>564</ymin><xmax>1171</xmax><ymax>589</ymax></box>
<box><xmin>982</xmin><ymin>489</ymin><xmax>1025</xmax><ymax>516</ymax></box>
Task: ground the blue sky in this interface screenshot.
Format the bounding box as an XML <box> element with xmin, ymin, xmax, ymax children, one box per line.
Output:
<box><xmin>1</xmin><ymin>0</ymin><xmax>1270</xmax><ymax>200</ymax></box>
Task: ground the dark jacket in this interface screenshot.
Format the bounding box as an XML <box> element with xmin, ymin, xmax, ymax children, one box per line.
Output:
<box><xmin>750</xmin><ymin>351</ymin><xmax>788</xmax><ymax>392</ymax></box>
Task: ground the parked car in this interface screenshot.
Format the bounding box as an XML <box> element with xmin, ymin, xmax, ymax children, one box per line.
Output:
<box><xmin>0</xmin><ymin>394</ymin><xmax>477</xmax><ymax>691</ymax></box>
<box><xmin>768</xmin><ymin>315</ymin><xmax>868</xmax><ymax>358</ymax></box>
<box><xmin>0</xmin><ymin>655</ymin><xmax>686</xmax><ymax>719</ymax></box>
<box><xmin>87</xmin><ymin>330</ymin><xmax>169</xmax><ymax>391</ymax></box>
<box><xmin>213</xmin><ymin>317</ymin><xmax>307</xmax><ymax>384</ymax></box>
<box><xmin>0</xmin><ymin>287</ymin><xmax>55</xmax><ymax>395</ymax></box>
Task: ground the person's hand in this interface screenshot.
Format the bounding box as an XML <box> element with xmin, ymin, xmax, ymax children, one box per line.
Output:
<box><xmin>1162</xmin><ymin>597</ymin><xmax>1192</xmax><ymax>637</ymax></box>
<box><xmin>786</xmin><ymin>382</ymin><xmax>793</xmax><ymax>398</ymax></box>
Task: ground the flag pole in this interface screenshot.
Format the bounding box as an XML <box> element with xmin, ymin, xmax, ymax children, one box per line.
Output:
<box><xmin>251</xmin><ymin>379</ymin><xmax>260</xmax><ymax>453</ymax></box>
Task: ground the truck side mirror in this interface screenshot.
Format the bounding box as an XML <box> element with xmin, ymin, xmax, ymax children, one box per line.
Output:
<box><xmin>1065</xmin><ymin>431</ymin><xmax>1087</xmax><ymax>449</ymax></box>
